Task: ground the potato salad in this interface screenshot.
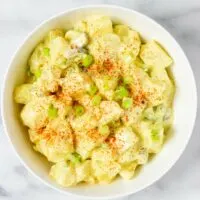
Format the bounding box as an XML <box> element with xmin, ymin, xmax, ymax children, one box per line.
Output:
<box><xmin>14</xmin><ymin>15</ymin><xmax>175</xmax><ymax>187</ymax></box>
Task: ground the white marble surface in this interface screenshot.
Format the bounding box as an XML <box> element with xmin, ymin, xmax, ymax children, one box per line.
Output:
<box><xmin>0</xmin><ymin>0</ymin><xmax>200</xmax><ymax>199</ymax></box>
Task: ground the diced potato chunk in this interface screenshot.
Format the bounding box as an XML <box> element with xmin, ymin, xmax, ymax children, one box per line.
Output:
<box><xmin>65</xmin><ymin>30</ymin><xmax>88</xmax><ymax>48</ymax></box>
<box><xmin>33</xmin><ymin>118</ymin><xmax>74</xmax><ymax>162</ymax></box>
<box><xmin>92</xmin><ymin>160</ymin><xmax>120</xmax><ymax>184</ymax></box>
<box><xmin>140</xmin><ymin>41</ymin><xmax>173</xmax><ymax>68</ymax></box>
<box><xmin>49</xmin><ymin>37</ymin><xmax>68</xmax><ymax>64</ymax></box>
<box><xmin>118</xmin><ymin>146</ymin><xmax>138</xmax><ymax>164</ymax></box>
<box><xmin>122</xmin><ymin>105</ymin><xmax>145</xmax><ymax>126</ymax></box>
<box><xmin>43</xmin><ymin>29</ymin><xmax>69</xmax><ymax>68</ymax></box>
<box><xmin>93</xmin><ymin>75</ymin><xmax>119</xmax><ymax>100</ymax></box>
<box><xmin>37</xmin><ymin>65</ymin><xmax>62</xmax><ymax>93</ymax></box>
<box><xmin>60</xmin><ymin>66</ymin><xmax>93</xmax><ymax>98</ymax></box>
<box><xmin>100</xmin><ymin>101</ymin><xmax>123</xmax><ymax>125</ymax></box>
<box><xmin>75</xmin><ymin>127</ymin><xmax>109</xmax><ymax>160</ymax></box>
<box><xmin>50</xmin><ymin>161</ymin><xmax>76</xmax><ymax>187</ymax></box>
<box><xmin>70</xmin><ymin>110</ymin><xmax>100</xmax><ymax>133</ymax></box>
<box><xmin>142</xmin><ymin>78</ymin><xmax>168</xmax><ymax>106</ymax></box>
<box><xmin>74</xmin><ymin>20</ymin><xmax>87</xmax><ymax>32</ymax></box>
<box><xmin>114</xmin><ymin>25</ymin><xmax>141</xmax><ymax>58</ymax></box>
<box><xmin>21</xmin><ymin>97</ymin><xmax>50</xmax><ymax>129</ymax></box>
<box><xmin>89</xmin><ymin>33</ymin><xmax>121</xmax><ymax>66</ymax></box>
<box><xmin>150</xmin><ymin>66</ymin><xmax>175</xmax><ymax>106</ymax></box>
<box><xmin>85</xmin><ymin>16</ymin><xmax>113</xmax><ymax>37</ymax></box>
<box><xmin>115</xmin><ymin>126</ymin><xmax>138</xmax><ymax>153</ymax></box>
<box><xmin>75</xmin><ymin>134</ymin><xmax>97</xmax><ymax>159</ymax></box>
<box><xmin>92</xmin><ymin>146</ymin><xmax>117</xmax><ymax>162</ymax></box>
<box><xmin>29</xmin><ymin>43</ymin><xmax>49</xmax><ymax>74</ymax></box>
<box><xmin>44</xmin><ymin>29</ymin><xmax>65</xmax><ymax>46</ymax></box>
<box><xmin>119</xmin><ymin>162</ymin><xmax>138</xmax><ymax>180</ymax></box>
<box><xmin>118</xmin><ymin>144</ymin><xmax>148</xmax><ymax>165</ymax></box>
<box><xmin>92</xmin><ymin>147</ymin><xmax>120</xmax><ymax>183</ymax></box>
<box><xmin>136</xmin><ymin>121</ymin><xmax>164</xmax><ymax>153</ymax></box>
<box><xmin>14</xmin><ymin>84</ymin><xmax>32</xmax><ymax>104</ymax></box>
<box><xmin>75</xmin><ymin>160</ymin><xmax>93</xmax><ymax>183</ymax></box>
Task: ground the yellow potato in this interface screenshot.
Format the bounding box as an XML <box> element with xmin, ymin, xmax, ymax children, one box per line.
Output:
<box><xmin>140</xmin><ymin>41</ymin><xmax>173</xmax><ymax>68</ymax></box>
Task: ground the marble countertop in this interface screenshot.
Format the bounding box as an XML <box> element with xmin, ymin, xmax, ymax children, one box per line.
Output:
<box><xmin>0</xmin><ymin>0</ymin><xmax>200</xmax><ymax>199</ymax></box>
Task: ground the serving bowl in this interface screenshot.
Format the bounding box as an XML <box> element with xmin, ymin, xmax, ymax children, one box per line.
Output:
<box><xmin>1</xmin><ymin>5</ymin><xmax>197</xmax><ymax>199</ymax></box>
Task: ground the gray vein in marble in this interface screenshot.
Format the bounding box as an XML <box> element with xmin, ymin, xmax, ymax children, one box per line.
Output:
<box><xmin>0</xmin><ymin>186</ymin><xmax>11</xmax><ymax>197</ymax></box>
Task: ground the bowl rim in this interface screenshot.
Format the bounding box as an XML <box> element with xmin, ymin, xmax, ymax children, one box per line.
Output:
<box><xmin>1</xmin><ymin>4</ymin><xmax>198</xmax><ymax>200</ymax></box>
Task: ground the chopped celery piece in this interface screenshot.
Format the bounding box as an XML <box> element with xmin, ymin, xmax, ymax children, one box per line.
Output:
<box><xmin>101</xmin><ymin>143</ymin><xmax>109</xmax><ymax>148</ymax></box>
<box><xmin>61</xmin><ymin>58</ymin><xmax>67</xmax><ymax>65</ymax></box>
<box><xmin>88</xmin><ymin>84</ymin><xmax>98</xmax><ymax>96</ymax></box>
<box><xmin>92</xmin><ymin>95</ymin><xmax>102</xmax><ymax>106</ymax></box>
<box><xmin>34</xmin><ymin>69</ymin><xmax>42</xmax><ymax>79</ymax></box>
<box><xmin>70</xmin><ymin>152</ymin><xmax>82</xmax><ymax>164</ymax></box>
<box><xmin>103</xmin><ymin>81</ymin><xmax>110</xmax><ymax>90</ymax></box>
<box><xmin>43</xmin><ymin>47</ymin><xmax>50</xmax><ymax>56</ymax></box>
<box><xmin>122</xmin><ymin>97</ymin><xmax>133</xmax><ymax>109</ymax></box>
<box><xmin>115</xmin><ymin>86</ymin><xmax>129</xmax><ymax>100</ymax></box>
<box><xmin>123</xmin><ymin>76</ymin><xmax>133</xmax><ymax>85</ymax></box>
<box><xmin>99</xmin><ymin>125</ymin><xmax>109</xmax><ymax>135</ymax></box>
<box><xmin>48</xmin><ymin>104</ymin><xmax>58</xmax><ymax>119</ymax></box>
<box><xmin>151</xmin><ymin>129</ymin><xmax>160</xmax><ymax>141</ymax></box>
<box><xmin>103</xmin><ymin>76</ymin><xmax>112</xmax><ymax>90</ymax></box>
<box><xmin>82</xmin><ymin>54</ymin><xmax>93</xmax><ymax>67</ymax></box>
<box><xmin>74</xmin><ymin>105</ymin><xmax>85</xmax><ymax>116</ymax></box>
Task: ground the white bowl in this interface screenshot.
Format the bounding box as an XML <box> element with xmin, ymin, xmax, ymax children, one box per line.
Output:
<box><xmin>1</xmin><ymin>5</ymin><xmax>197</xmax><ymax>199</ymax></box>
